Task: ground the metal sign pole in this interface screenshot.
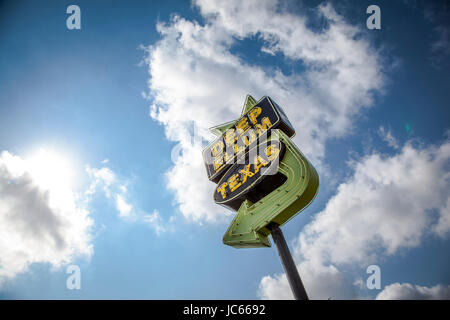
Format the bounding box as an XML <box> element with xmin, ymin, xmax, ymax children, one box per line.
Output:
<box><xmin>267</xmin><ymin>223</ymin><xmax>309</xmax><ymax>300</ymax></box>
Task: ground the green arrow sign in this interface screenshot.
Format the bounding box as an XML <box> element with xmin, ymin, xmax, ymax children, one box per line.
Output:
<box><xmin>203</xmin><ymin>95</ymin><xmax>294</xmax><ymax>183</ymax></box>
<box><xmin>203</xmin><ymin>95</ymin><xmax>319</xmax><ymax>248</ymax></box>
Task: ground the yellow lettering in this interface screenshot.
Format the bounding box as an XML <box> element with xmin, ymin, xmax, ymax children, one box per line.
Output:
<box><xmin>266</xmin><ymin>145</ymin><xmax>280</xmax><ymax>161</ymax></box>
<box><xmin>236</xmin><ymin>117</ymin><xmax>250</xmax><ymax>135</ymax></box>
<box><xmin>248</xmin><ymin>107</ymin><xmax>262</xmax><ymax>124</ymax></box>
<box><xmin>255</xmin><ymin>117</ymin><xmax>273</xmax><ymax>136</ymax></box>
<box><xmin>213</xmin><ymin>156</ymin><xmax>224</xmax><ymax>171</ymax></box>
<box><xmin>217</xmin><ymin>182</ymin><xmax>228</xmax><ymax>199</ymax></box>
<box><xmin>224</xmin><ymin>129</ymin><xmax>237</xmax><ymax>146</ymax></box>
<box><xmin>241</xmin><ymin>129</ymin><xmax>257</xmax><ymax>147</ymax></box>
<box><xmin>239</xmin><ymin>164</ymin><xmax>255</xmax><ymax>184</ymax></box>
<box><xmin>211</xmin><ymin>141</ymin><xmax>224</xmax><ymax>157</ymax></box>
<box><xmin>228</xmin><ymin>173</ymin><xmax>242</xmax><ymax>192</ymax></box>
<box><xmin>253</xmin><ymin>155</ymin><xmax>269</xmax><ymax>173</ymax></box>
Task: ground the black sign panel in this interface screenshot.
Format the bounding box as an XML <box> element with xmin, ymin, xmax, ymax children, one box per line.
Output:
<box><xmin>203</xmin><ymin>96</ymin><xmax>294</xmax><ymax>183</ymax></box>
<box><xmin>214</xmin><ymin>140</ymin><xmax>285</xmax><ymax>211</ymax></box>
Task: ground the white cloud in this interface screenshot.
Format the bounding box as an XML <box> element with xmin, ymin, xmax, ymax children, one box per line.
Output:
<box><xmin>258</xmin><ymin>139</ymin><xmax>450</xmax><ymax>299</ymax></box>
<box><xmin>143</xmin><ymin>209</ymin><xmax>175</xmax><ymax>236</ymax></box>
<box><xmin>376</xmin><ymin>283</ymin><xmax>450</xmax><ymax>300</ymax></box>
<box><xmin>85</xmin><ymin>166</ymin><xmax>117</xmax><ymax>199</ymax></box>
<box><xmin>86</xmin><ymin>165</ymin><xmax>173</xmax><ymax>233</ymax></box>
<box><xmin>86</xmin><ymin>165</ymin><xmax>132</xmax><ymax>218</ymax></box>
<box><xmin>0</xmin><ymin>151</ymin><xmax>93</xmax><ymax>283</ymax></box>
<box><xmin>259</xmin><ymin>262</ymin><xmax>355</xmax><ymax>300</ymax></box>
<box><xmin>259</xmin><ymin>274</ymin><xmax>292</xmax><ymax>300</ymax></box>
<box><xmin>115</xmin><ymin>194</ymin><xmax>133</xmax><ymax>218</ymax></box>
<box><xmin>379</xmin><ymin>126</ymin><xmax>399</xmax><ymax>149</ymax></box>
<box><xmin>144</xmin><ymin>0</ymin><xmax>384</xmax><ymax>223</ymax></box>
<box><xmin>297</xmin><ymin>141</ymin><xmax>450</xmax><ymax>266</ymax></box>
<box><xmin>434</xmin><ymin>197</ymin><xmax>450</xmax><ymax>237</ymax></box>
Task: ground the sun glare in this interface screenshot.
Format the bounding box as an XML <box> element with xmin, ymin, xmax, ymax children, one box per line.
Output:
<box><xmin>27</xmin><ymin>149</ymin><xmax>75</xmax><ymax>192</ymax></box>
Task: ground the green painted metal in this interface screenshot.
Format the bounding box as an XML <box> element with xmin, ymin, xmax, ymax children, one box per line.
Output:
<box><xmin>240</xmin><ymin>94</ymin><xmax>259</xmax><ymax>116</ymax></box>
<box><xmin>203</xmin><ymin>95</ymin><xmax>319</xmax><ymax>249</ymax></box>
<box><xmin>209</xmin><ymin>120</ymin><xmax>235</xmax><ymax>137</ymax></box>
<box><xmin>222</xmin><ymin>129</ymin><xmax>319</xmax><ymax>248</ymax></box>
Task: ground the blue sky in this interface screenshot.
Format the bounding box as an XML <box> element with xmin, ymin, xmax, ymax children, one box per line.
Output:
<box><xmin>0</xmin><ymin>0</ymin><xmax>449</xmax><ymax>299</ymax></box>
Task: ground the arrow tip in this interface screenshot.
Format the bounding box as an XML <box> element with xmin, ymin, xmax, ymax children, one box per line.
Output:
<box><xmin>222</xmin><ymin>199</ymin><xmax>272</xmax><ymax>248</ymax></box>
<box><xmin>240</xmin><ymin>94</ymin><xmax>258</xmax><ymax>116</ymax></box>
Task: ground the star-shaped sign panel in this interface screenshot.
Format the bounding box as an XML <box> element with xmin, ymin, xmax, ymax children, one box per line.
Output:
<box><xmin>202</xmin><ymin>95</ymin><xmax>295</xmax><ymax>183</ymax></box>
